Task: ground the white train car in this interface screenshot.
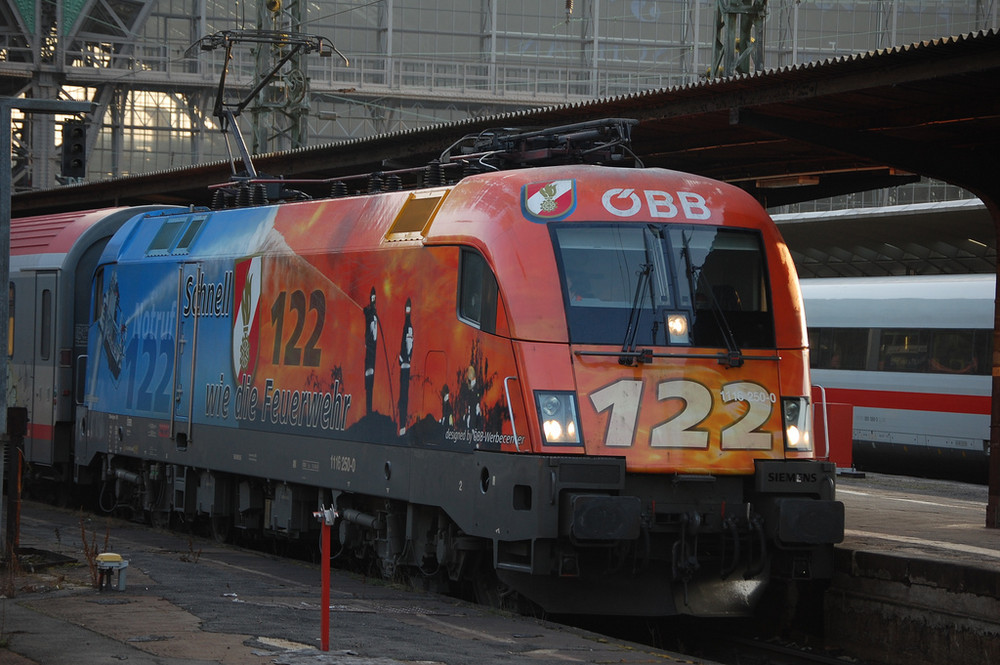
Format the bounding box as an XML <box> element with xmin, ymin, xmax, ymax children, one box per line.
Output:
<box><xmin>801</xmin><ymin>274</ymin><xmax>992</xmax><ymax>481</ymax></box>
<box><xmin>8</xmin><ymin>206</ymin><xmax>173</xmax><ymax>496</ymax></box>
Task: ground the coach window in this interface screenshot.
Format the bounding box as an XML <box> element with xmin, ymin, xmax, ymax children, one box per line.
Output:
<box><xmin>458</xmin><ymin>249</ymin><xmax>498</xmax><ymax>334</ymax></box>
<box><xmin>808</xmin><ymin>327</ymin><xmax>868</xmax><ymax>370</ymax></box>
<box><xmin>930</xmin><ymin>330</ymin><xmax>989</xmax><ymax>375</ymax></box>
<box><xmin>878</xmin><ymin>329</ymin><xmax>930</xmax><ymax>372</ymax></box>
<box><xmin>7</xmin><ymin>282</ymin><xmax>13</xmax><ymax>357</ymax></box>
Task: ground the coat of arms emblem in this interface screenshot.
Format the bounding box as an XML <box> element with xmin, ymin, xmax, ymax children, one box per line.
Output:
<box><xmin>521</xmin><ymin>179</ymin><xmax>577</xmax><ymax>222</ymax></box>
<box><xmin>232</xmin><ymin>256</ymin><xmax>262</xmax><ymax>385</ymax></box>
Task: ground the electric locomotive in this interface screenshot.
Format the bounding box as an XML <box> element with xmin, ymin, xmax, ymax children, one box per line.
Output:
<box><xmin>23</xmin><ymin>121</ymin><xmax>844</xmax><ymax>616</ymax></box>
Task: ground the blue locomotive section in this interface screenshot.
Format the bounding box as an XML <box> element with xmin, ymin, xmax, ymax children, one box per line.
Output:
<box><xmin>89</xmin><ymin>262</ymin><xmax>229</xmax><ymax>420</ymax></box>
<box><xmin>87</xmin><ymin>207</ymin><xmax>278</xmax><ymax>429</ymax></box>
<box><xmin>84</xmin><ymin>205</ymin><xmax>451</xmax><ymax>449</ymax></box>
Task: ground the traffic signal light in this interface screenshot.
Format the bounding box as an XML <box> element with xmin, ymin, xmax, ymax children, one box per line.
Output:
<box><xmin>61</xmin><ymin>120</ymin><xmax>87</xmax><ymax>179</ymax></box>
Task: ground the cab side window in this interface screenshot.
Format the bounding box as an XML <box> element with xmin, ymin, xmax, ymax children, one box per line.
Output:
<box><xmin>458</xmin><ymin>250</ymin><xmax>498</xmax><ymax>334</ymax></box>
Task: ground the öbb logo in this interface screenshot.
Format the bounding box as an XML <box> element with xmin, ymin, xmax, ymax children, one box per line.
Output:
<box><xmin>601</xmin><ymin>188</ymin><xmax>712</xmax><ymax>220</ymax></box>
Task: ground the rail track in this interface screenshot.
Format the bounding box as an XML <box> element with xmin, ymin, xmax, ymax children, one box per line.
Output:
<box><xmin>699</xmin><ymin>634</ymin><xmax>870</xmax><ymax>665</ymax></box>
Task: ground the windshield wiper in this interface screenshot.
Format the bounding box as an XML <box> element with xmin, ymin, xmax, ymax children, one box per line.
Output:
<box><xmin>681</xmin><ymin>236</ymin><xmax>743</xmax><ymax>368</ymax></box>
<box><xmin>620</xmin><ymin>263</ymin><xmax>653</xmax><ymax>366</ymax></box>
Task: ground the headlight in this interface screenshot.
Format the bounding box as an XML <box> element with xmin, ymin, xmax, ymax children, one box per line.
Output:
<box><xmin>666</xmin><ymin>313</ymin><xmax>690</xmax><ymax>344</ymax></box>
<box><xmin>535</xmin><ymin>391</ymin><xmax>582</xmax><ymax>445</ymax></box>
<box><xmin>782</xmin><ymin>396</ymin><xmax>812</xmax><ymax>452</ymax></box>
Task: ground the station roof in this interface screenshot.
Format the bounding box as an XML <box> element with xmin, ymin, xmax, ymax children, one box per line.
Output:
<box><xmin>775</xmin><ymin>199</ymin><xmax>996</xmax><ymax>278</ymax></box>
<box><xmin>10</xmin><ymin>30</ymin><xmax>1000</xmax><ymax>277</ymax></box>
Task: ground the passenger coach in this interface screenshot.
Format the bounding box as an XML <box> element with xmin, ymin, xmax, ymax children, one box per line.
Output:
<box><xmin>803</xmin><ymin>274</ymin><xmax>991</xmax><ymax>481</ymax></box>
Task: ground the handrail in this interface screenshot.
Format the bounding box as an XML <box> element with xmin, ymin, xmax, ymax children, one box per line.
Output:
<box><xmin>503</xmin><ymin>376</ymin><xmax>521</xmax><ymax>452</ymax></box>
<box><xmin>169</xmin><ymin>266</ymin><xmax>183</xmax><ymax>439</ymax></box>
<box><xmin>813</xmin><ymin>384</ymin><xmax>831</xmax><ymax>461</ymax></box>
<box><xmin>74</xmin><ymin>354</ymin><xmax>88</xmax><ymax>406</ymax></box>
<box><xmin>186</xmin><ymin>264</ymin><xmax>202</xmax><ymax>444</ymax></box>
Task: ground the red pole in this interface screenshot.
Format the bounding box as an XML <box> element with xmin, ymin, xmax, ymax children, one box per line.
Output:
<box><xmin>321</xmin><ymin>518</ymin><xmax>330</xmax><ymax>651</ymax></box>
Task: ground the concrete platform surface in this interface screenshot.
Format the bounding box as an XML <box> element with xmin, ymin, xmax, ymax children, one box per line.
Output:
<box><xmin>829</xmin><ymin>472</ymin><xmax>1000</xmax><ymax>665</ymax></box>
<box><xmin>0</xmin><ymin>502</ymin><xmax>707</xmax><ymax>665</ymax></box>
<box><xmin>836</xmin><ymin>472</ymin><xmax>999</xmax><ymax>571</ymax></box>
<box><xmin>2</xmin><ymin>473</ymin><xmax>997</xmax><ymax>665</ymax></box>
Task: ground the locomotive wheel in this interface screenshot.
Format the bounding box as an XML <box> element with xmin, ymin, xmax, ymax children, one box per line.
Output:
<box><xmin>54</xmin><ymin>483</ymin><xmax>73</xmax><ymax>508</ymax></box>
<box><xmin>210</xmin><ymin>514</ymin><xmax>233</xmax><ymax>543</ymax></box>
<box><xmin>150</xmin><ymin>510</ymin><xmax>171</xmax><ymax>530</ymax></box>
<box><xmin>472</xmin><ymin>576</ymin><xmax>522</xmax><ymax>612</ymax></box>
<box><xmin>470</xmin><ymin>559</ymin><xmax>519</xmax><ymax>612</ymax></box>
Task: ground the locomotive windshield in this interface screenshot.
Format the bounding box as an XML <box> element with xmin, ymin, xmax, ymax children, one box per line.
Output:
<box><xmin>553</xmin><ymin>224</ymin><xmax>775</xmax><ymax>348</ymax></box>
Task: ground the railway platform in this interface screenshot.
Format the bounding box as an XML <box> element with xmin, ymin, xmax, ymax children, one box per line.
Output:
<box><xmin>0</xmin><ymin>473</ymin><xmax>997</xmax><ymax>665</ymax></box>
<box><xmin>0</xmin><ymin>501</ymin><xmax>710</xmax><ymax>665</ymax></box>
<box><xmin>827</xmin><ymin>472</ymin><xmax>999</xmax><ymax>665</ymax></box>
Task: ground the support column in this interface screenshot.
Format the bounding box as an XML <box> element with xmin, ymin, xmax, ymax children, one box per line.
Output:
<box><xmin>0</xmin><ymin>99</ymin><xmax>90</xmax><ymax>554</ymax></box>
<box><xmin>987</xmin><ymin>194</ymin><xmax>1000</xmax><ymax>528</ymax></box>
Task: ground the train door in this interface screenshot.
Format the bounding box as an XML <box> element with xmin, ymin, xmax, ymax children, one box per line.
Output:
<box><xmin>9</xmin><ymin>276</ymin><xmax>36</xmax><ymax>445</ymax></box>
<box><xmin>171</xmin><ymin>262</ymin><xmax>202</xmax><ymax>449</ymax></box>
<box><xmin>28</xmin><ymin>271</ymin><xmax>57</xmax><ymax>464</ymax></box>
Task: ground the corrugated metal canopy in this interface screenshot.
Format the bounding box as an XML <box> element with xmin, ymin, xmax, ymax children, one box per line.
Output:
<box><xmin>12</xmin><ymin>30</ymin><xmax>1000</xmax><ymax>217</ymax></box>
<box><xmin>774</xmin><ymin>199</ymin><xmax>996</xmax><ymax>278</ymax></box>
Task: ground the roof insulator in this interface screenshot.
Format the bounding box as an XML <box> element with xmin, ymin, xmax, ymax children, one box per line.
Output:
<box><xmin>424</xmin><ymin>159</ymin><xmax>444</xmax><ymax>187</ymax></box>
<box><xmin>461</xmin><ymin>161</ymin><xmax>480</xmax><ymax>179</ymax></box>
<box><xmin>211</xmin><ymin>189</ymin><xmax>228</xmax><ymax>210</ymax></box>
<box><xmin>236</xmin><ymin>183</ymin><xmax>251</xmax><ymax>207</ymax></box>
<box><xmin>252</xmin><ymin>183</ymin><xmax>268</xmax><ymax>206</ymax></box>
<box><xmin>330</xmin><ymin>181</ymin><xmax>348</xmax><ymax>198</ymax></box>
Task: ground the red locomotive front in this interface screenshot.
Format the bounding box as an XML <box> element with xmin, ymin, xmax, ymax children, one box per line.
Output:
<box><xmin>428</xmin><ymin>165</ymin><xmax>812</xmax><ymax>465</ymax></box>
<box><xmin>414</xmin><ymin>165</ymin><xmax>840</xmax><ymax>614</ymax></box>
